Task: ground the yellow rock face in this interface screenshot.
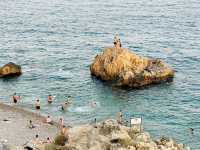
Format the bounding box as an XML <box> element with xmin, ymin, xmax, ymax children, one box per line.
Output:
<box><xmin>0</xmin><ymin>62</ymin><xmax>22</xmax><ymax>77</ymax></box>
<box><xmin>90</xmin><ymin>47</ymin><xmax>174</xmax><ymax>88</ymax></box>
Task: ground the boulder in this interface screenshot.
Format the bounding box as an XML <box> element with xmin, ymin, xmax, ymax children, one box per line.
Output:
<box><xmin>99</xmin><ymin>119</ymin><xmax>120</xmax><ymax>135</ymax></box>
<box><xmin>110</xmin><ymin>130</ymin><xmax>132</xmax><ymax>147</ymax></box>
<box><xmin>0</xmin><ymin>62</ymin><xmax>22</xmax><ymax>77</ymax></box>
<box><xmin>90</xmin><ymin>47</ymin><xmax>174</xmax><ymax>88</ymax></box>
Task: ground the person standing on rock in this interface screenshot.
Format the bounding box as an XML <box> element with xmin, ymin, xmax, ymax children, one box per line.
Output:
<box><xmin>114</xmin><ymin>35</ymin><xmax>122</xmax><ymax>48</ymax></box>
<box><xmin>117</xmin><ymin>110</ymin><xmax>123</xmax><ymax>124</ymax></box>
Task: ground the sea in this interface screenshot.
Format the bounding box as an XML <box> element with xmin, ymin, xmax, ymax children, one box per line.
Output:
<box><xmin>0</xmin><ymin>0</ymin><xmax>199</xmax><ymax>149</ymax></box>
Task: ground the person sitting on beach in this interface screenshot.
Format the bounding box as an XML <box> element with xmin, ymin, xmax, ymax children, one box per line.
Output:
<box><xmin>24</xmin><ymin>134</ymin><xmax>41</xmax><ymax>150</ymax></box>
<box><xmin>117</xmin><ymin>110</ymin><xmax>123</xmax><ymax>124</ymax></box>
<box><xmin>45</xmin><ymin>116</ymin><xmax>53</xmax><ymax>125</ymax></box>
<box><xmin>47</xmin><ymin>95</ymin><xmax>53</xmax><ymax>104</ymax></box>
<box><xmin>12</xmin><ymin>93</ymin><xmax>20</xmax><ymax>103</ymax></box>
<box><xmin>35</xmin><ymin>99</ymin><xmax>40</xmax><ymax>110</ymax></box>
<box><xmin>28</xmin><ymin>120</ymin><xmax>36</xmax><ymax>129</ymax></box>
<box><xmin>113</xmin><ymin>35</ymin><xmax>122</xmax><ymax>48</ymax></box>
<box><xmin>46</xmin><ymin>137</ymin><xmax>52</xmax><ymax>143</ymax></box>
<box><xmin>42</xmin><ymin>137</ymin><xmax>52</xmax><ymax>144</ymax></box>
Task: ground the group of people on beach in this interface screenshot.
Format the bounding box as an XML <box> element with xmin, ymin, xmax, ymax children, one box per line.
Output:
<box><xmin>25</xmin><ymin>116</ymin><xmax>69</xmax><ymax>149</ymax></box>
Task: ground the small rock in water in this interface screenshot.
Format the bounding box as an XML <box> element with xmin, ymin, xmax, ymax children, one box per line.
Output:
<box><xmin>0</xmin><ymin>62</ymin><xmax>22</xmax><ymax>78</ymax></box>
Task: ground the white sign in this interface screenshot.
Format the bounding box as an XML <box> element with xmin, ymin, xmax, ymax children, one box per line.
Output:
<box><xmin>131</xmin><ymin>118</ymin><xmax>142</xmax><ymax>125</ymax></box>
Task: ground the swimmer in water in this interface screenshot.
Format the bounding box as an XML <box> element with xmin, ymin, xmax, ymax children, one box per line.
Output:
<box><xmin>35</xmin><ymin>99</ymin><xmax>40</xmax><ymax>110</ymax></box>
<box><xmin>189</xmin><ymin>128</ymin><xmax>194</xmax><ymax>135</ymax></box>
<box><xmin>90</xmin><ymin>101</ymin><xmax>97</xmax><ymax>108</ymax></box>
<box><xmin>47</xmin><ymin>94</ymin><xmax>53</xmax><ymax>104</ymax></box>
<box><xmin>61</xmin><ymin>101</ymin><xmax>70</xmax><ymax>111</ymax></box>
<box><xmin>12</xmin><ymin>93</ymin><xmax>20</xmax><ymax>103</ymax></box>
<box><xmin>61</xmin><ymin>96</ymin><xmax>72</xmax><ymax>111</ymax></box>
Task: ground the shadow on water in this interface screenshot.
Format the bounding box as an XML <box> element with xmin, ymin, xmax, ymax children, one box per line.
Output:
<box><xmin>0</xmin><ymin>75</ymin><xmax>21</xmax><ymax>82</ymax></box>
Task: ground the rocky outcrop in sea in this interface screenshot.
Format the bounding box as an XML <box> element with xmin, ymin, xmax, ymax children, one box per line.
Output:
<box><xmin>90</xmin><ymin>47</ymin><xmax>175</xmax><ymax>88</ymax></box>
<box><xmin>0</xmin><ymin>62</ymin><xmax>22</xmax><ymax>78</ymax></box>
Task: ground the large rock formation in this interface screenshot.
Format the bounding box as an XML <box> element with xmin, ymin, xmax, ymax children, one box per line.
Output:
<box><xmin>90</xmin><ymin>47</ymin><xmax>175</xmax><ymax>88</ymax></box>
<box><xmin>38</xmin><ymin>119</ymin><xmax>189</xmax><ymax>150</ymax></box>
<box><xmin>0</xmin><ymin>62</ymin><xmax>22</xmax><ymax>77</ymax></box>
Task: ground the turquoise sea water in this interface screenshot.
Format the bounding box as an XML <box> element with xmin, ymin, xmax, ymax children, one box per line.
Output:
<box><xmin>0</xmin><ymin>0</ymin><xmax>199</xmax><ymax>149</ymax></box>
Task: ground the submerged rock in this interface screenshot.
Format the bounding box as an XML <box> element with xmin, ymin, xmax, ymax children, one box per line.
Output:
<box><xmin>90</xmin><ymin>47</ymin><xmax>174</xmax><ymax>88</ymax></box>
<box><xmin>0</xmin><ymin>62</ymin><xmax>22</xmax><ymax>78</ymax></box>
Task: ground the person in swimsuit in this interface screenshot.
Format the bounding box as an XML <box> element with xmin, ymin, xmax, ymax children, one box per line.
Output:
<box><xmin>28</xmin><ymin>120</ymin><xmax>36</xmax><ymax>129</ymax></box>
<box><xmin>59</xmin><ymin>118</ymin><xmax>64</xmax><ymax>128</ymax></box>
<box><xmin>46</xmin><ymin>137</ymin><xmax>52</xmax><ymax>143</ymax></box>
<box><xmin>114</xmin><ymin>35</ymin><xmax>122</xmax><ymax>48</ymax></box>
<box><xmin>117</xmin><ymin>110</ymin><xmax>123</xmax><ymax>124</ymax></box>
<box><xmin>35</xmin><ymin>99</ymin><xmax>40</xmax><ymax>110</ymax></box>
<box><xmin>61</xmin><ymin>100</ymin><xmax>71</xmax><ymax>111</ymax></box>
<box><xmin>47</xmin><ymin>95</ymin><xmax>53</xmax><ymax>104</ymax></box>
<box><xmin>45</xmin><ymin>116</ymin><xmax>53</xmax><ymax>125</ymax></box>
<box><xmin>13</xmin><ymin>93</ymin><xmax>20</xmax><ymax>103</ymax></box>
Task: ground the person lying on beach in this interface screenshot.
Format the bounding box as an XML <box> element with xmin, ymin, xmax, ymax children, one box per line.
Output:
<box><xmin>47</xmin><ymin>94</ymin><xmax>53</xmax><ymax>104</ymax></box>
<box><xmin>28</xmin><ymin>120</ymin><xmax>36</xmax><ymax>129</ymax></box>
<box><xmin>45</xmin><ymin>116</ymin><xmax>53</xmax><ymax>125</ymax></box>
<box><xmin>35</xmin><ymin>99</ymin><xmax>40</xmax><ymax>110</ymax></box>
<box><xmin>12</xmin><ymin>93</ymin><xmax>20</xmax><ymax>103</ymax></box>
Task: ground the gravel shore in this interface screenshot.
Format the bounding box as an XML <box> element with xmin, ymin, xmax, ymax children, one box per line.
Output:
<box><xmin>0</xmin><ymin>102</ymin><xmax>59</xmax><ymax>146</ymax></box>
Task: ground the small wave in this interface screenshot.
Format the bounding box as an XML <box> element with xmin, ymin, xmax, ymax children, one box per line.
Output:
<box><xmin>68</xmin><ymin>106</ymin><xmax>95</xmax><ymax>113</ymax></box>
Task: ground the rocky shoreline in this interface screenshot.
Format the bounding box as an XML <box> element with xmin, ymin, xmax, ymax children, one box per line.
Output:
<box><xmin>0</xmin><ymin>103</ymin><xmax>189</xmax><ymax>150</ymax></box>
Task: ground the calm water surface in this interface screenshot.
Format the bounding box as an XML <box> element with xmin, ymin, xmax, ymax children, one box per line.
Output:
<box><xmin>0</xmin><ymin>0</ymin><xmax>199</xmax><ymax>149</ymax></box>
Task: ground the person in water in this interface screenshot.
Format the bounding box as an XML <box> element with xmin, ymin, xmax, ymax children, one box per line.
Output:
<box><xmin>61</xmin><ymin>97</ymin><xmax>72</xmax><ymax>111</ymax></box>
<box><xmin>13</xmin><ymin>93</ymin><xmax>20</xmax><ymax>103</ymax></box>
<box><xmin>35</xmin><ymin>99</ymin><xmax>40</xmax><ymax>110</ymax></box>
<box><xmin>113</xmin><ymin>35</ymin><xmax>122</xmax><ymax>48</ymax></box>
<box><xmin>90</xmin><ymin>101</ymin><xmax>97</xmax><ymax>108</ymax></box>
<box><xmin>47</xmin><ymin>95</ymin><xmax>53</xmax><ymax>104</ymax></box>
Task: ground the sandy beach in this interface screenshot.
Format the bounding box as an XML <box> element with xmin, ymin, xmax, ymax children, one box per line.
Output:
<box><xmin>0</xmin><ymin>102</ymin><xmax>59</xmax><ymax>146</ymax></box>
